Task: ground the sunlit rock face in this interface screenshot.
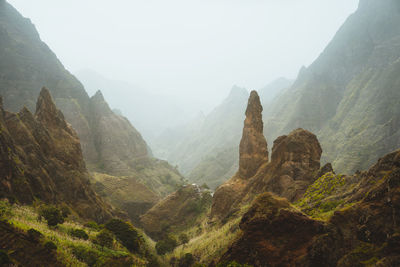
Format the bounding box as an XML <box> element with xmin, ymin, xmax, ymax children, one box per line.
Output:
<box><xmin>238</xmin><ymin>90</ymin><xmax>269</xmax><ymax>179</ymax></box>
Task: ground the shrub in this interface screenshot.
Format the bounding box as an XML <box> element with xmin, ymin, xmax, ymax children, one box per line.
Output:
<box><xmin>155</xmin><ymin>235</ymin><xmax>178</xmax><ymax>255</ymax></box>
<box><xmin>44</xmin><ymin>241</ymin><xmax>57</xmax><ymax>251</ymax></box>
<box><xmin>105</xmin><ymin>219</ymin><xmax>143</xmax><ymax>253</ymax></box>
<box><xmin>85</xmin><ymin>221</ymin><xmax>102</xmax><ymax>231</ymax></box>
<box><xmin>39</xmin><ymin>205</ymin><xmax>64</xmax><ymax>226</ymax></box>
<box><xmin>71</xmin><ymin>245</ymin><xmax>99</xmax><ymax>266</ymax></box>
<box><xmin>0</xmin><ymin>250</ymin><xmax>11</xmax><ymax>265</ymax></box>
<box><xmin>69</xmin><ymin>228</ymin><xmax>89</xmax><ymax>240</ymax></box>
<box><xmin>94</xmin><ymin>229</ymin><xmax>114</xmax><ymax>248</ymax></box>
<box><xmin>179</xmin><ymin>253</ymin><xmax>195</xmax><ymax>267</ymax></box>
<box><xmin>27</xmin><ymin>228</ymin><xmax>43</xmax><ymax>243</ymax></box>
<box><xmin>179</xmin><ymin>233</ymin><xmax>189</xmax><ymax>245</ymax></box>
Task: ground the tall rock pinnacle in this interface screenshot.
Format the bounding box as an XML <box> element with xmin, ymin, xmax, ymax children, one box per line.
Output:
<box><xmin>238</xmin><ymin>90</ymin><xmax>269</xmax><ymax>179</ymax></box>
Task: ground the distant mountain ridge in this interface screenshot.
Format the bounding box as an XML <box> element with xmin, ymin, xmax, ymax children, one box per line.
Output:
<box><xmin>264</xmin><ymin>0</ymin><xmax>400</xmax><ymax>174</ymax></box>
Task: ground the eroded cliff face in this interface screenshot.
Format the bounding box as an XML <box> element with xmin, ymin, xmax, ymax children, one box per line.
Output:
<box><xmin>0</xmin><ymin>88</ymin><xmax>113</xmax><ymax>222</ymax></box>
<box><xmin>238</xmin><ymin>91</ymin><xmax>269</xmax><ymax>179</ymax></box>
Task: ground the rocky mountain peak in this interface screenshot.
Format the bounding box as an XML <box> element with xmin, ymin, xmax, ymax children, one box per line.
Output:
<box><xmin>238</xmin><ymin>90</ymin><xmax>269</xmax><ymax>179</ymax></box>
<box><xmin>35</xmin><ymin>87</ymin><xmax>68</xmax><ymax>130</ymax></box>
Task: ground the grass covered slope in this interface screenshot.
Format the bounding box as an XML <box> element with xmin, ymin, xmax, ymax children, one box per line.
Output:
<box><xmin>0</xmin><ymin>201</ymin><xmax>153</xmax><ymax>266</ymax></box>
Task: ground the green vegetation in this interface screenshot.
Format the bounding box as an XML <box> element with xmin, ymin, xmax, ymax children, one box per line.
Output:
<box><xmin>296</xmin><ymin>172</ymin><xmax>346</xmax><ymax>218</ymax></box>
<box><xmin>156</xmin><ymin>235</ymin><xmax>178</xmax><ymax>255</ymax></box>
<box><xmin>0</xmin><ymin>201</ymin><xmax>148</xmax><ymax>266</ymax></box>
<box><xmin>39</xmin><ymin>205</ymin><xmax>65</xmax><ymax>226</ymax></box>
<box><xmin>69</xmin><ymin>228</ymin><xmax>89</xmax><ymax>240</ymax></box>
<box><xmin>105</xmin><ymin>218</ymin><xmax>145</xmax><ymax>254</ymax></box>
<box><xmin>94</xmin><ymin>230</ymin><xmax>114</xmax><ymax>248</ymax></box>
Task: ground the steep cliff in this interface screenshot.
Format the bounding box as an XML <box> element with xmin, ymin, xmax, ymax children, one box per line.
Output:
<box><xmin>0</xmin><ymin>88</ymin><xmax>113</xmax><ymax>222</ymax></box>
<box><xmin>264</xmin><ymin>0</ymin><xmax>400</xmax><ymax>174</ymax></box>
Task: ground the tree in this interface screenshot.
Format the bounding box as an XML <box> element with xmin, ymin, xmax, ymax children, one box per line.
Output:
<box><xmin>39</xmin><ymin>205</ymin><xmax>64</xmax><ymax>226</ymax></box>
<box><xmin>179</xmin><ymin>253</ymin><xmax>194</xmax><ymax>267</ymax></box>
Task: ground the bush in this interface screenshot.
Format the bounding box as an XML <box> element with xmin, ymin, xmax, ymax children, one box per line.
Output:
<box><xmin>44</xmin><ymin>241</ymin><xmax>57</xmax><ymax>251</ymax></box>
<box><xmin>69</xmin><ymin>228</ymin><xmax>89</xmax><ymax>240</ymax></box>
<box><xmin>71</xmin><ymin>245</ymin><xmax>99</xmax><ymax>266</ymax></box>
<box><xmin>39</xmin><ymin>205</ymin><xmax>64</xmax><ymax>226</ymax></box>
<box><xmin>94</xmin><ymin>229</ymin><xmax>114</xmax><ymax>248</ymax></box>
<box><xmin>155</xmin><ymin>235</ymin><xmax>178</xmax><ymax>255</ymax></box>
<box><xmin>27</xmin><ymin>228</ymin><xmax>43</xmax><ymax>243</ymax></box>
<box><xmin>0</xmin><ymin>250</ymin><xmax>11</xmax><ymax>265</ymax></box>
<box><xmin>179</xmin><ymin>253</ymin><xmax>195</xmax><ymax>267</ymax></box>
<box><xmin>85</xmin><ymin>221</ymin><xmax>102</xmax><ymax>231</ymax></box>
<box><xmin>105</xmin><ymin>219</ymin><xmax>143</xmax><ymax>253</ymax></box>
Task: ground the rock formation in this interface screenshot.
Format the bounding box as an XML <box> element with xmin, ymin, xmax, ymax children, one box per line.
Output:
<box><xmin>238</xmin><ymin>90</ymin><xmax>269</xmax><ymax>179</ymax></box>
<box><xmin>0</xmin><ymin>88</ymin><xmax>113</xmax><ymax>222</ymax></box>
<box><xmin>211</xmin><ymin>90</ymin><xmax>322</xmax><ymax>220</ymax></box>
<box><xmin>221</xmin><ymin>149</ymin><xmax>400</xmax><ymax>266</ymax></box>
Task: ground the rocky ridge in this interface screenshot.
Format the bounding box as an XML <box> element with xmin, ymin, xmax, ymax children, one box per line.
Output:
<box><xmin>0</xmin><ymin>87</ymin><xmax>113</xmax><ymax>222</ymax></box>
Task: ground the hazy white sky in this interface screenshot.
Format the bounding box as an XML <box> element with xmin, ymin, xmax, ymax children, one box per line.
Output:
<box><xmin>9</xmin><ymin>0</ymin><xmax>359</xmax><ymax>111</ymax></box>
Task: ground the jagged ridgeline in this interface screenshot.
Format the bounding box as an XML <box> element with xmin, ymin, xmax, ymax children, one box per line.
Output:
<box><xmin>0</xmin><ymin>88</ymin><xmax>113</xmax><ymax>222</ymax></box>
<box><xmin>0</xmin><ymin>0</ymin><xmax>184</xmax><ymax>222</ymax></box>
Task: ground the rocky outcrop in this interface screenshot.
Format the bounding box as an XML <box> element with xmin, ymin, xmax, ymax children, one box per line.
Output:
<box><xmin>220</xmin><ymin>193</ymin><xmax>325</xmax><ymax>266</ymax></box>
<box><xmin>221</xmin><ymin>149</ymin><xmax>400</xmax><ymax>267</ymax></box>
<box><xmin>140</xmin><ymin>185</ymin><xmax>212</xmax><ymax>240</ymax></box>
<box><xmin>253</xmin><ymin>128</ymin><xmax>322</xmax><ymax>201</ymax></box>
<box><xmin>0</xmin><ymin>88</ymin><xmax>113</xmax><ymax>222</ymax></box>
<box><xmin>211</xmin><ymin>91</ymin><xmax>322</xmax><ymax>220</ymax></box>
<box><xmin>238</xmin><ymin>91</ymin><xmax>269</xmax><ymax>179</ymax></box>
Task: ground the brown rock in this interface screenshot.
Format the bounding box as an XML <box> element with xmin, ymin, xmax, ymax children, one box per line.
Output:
<box><xmin>238</xmin><ymin>90</ymin><xmax>268</xmax><ymax>179</ymax></box>
<box><xmin>0</xmin><ymin>88</ymin><xmax>114</xmax><ymax>222</ymax></box>
<box><xmin>220</xmin><ymin>193</ymin><xmax>325</xmax><ymax>267</ymax></box>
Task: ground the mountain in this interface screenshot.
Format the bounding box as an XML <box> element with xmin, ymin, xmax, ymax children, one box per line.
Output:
<box><xmin>264</xmin><ymin>0</ymin><xmax>400</xmax><ymax>174</ymax></box>
<box><xmin>153</xmin><ymin>86</ymin><xmax>249</xmax><ymax>189</ymax></box>
<box><xmin>75</xmin><ymin>69</ymin><xmax>195</xmax><ymax>142</ymax></box>
<box><xmin>259</xmin><ymin>77</ymin><xmax>293</xmax><ymax>107</ymax></box>
<box><xmin>168</xmin><ymin>90</ymin><xmax>400</xmax><ymax>266</ymax></box>
<box><xmin>0</xmin><ymin>0</ymin><xmax>185</xmax><ymax>222</ymax></box>
<box><xmin>0</xmin><ymin>88</ymin><xmax>113</xmax><ymax>222</ymax></box>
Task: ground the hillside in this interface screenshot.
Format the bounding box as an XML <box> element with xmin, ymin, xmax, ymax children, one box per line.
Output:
<box><xmin>0</xmin><ymin>88</ymin><xmax>113</xmax><ymax>222</ymax></box>
<box><xmin>264</xmin><ymin>0</ymin><xmax>400</xmax><ymax>174</ymax></box>
<box><xmin>0</xmin><ymin>0</ymin><xmax>185</xmax><ymax>222</ymax></box>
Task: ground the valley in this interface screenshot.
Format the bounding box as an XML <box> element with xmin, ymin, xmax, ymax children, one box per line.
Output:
<box><xmin>1</xmin><ymin>0</ymin><xmax>400</xmax><ymax>266</ymax></box>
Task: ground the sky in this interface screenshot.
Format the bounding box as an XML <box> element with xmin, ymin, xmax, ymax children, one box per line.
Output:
<box><xmin>8</xmin><ymin>0</ymin><xmax>359</xmax><ymax>113</ymax></box>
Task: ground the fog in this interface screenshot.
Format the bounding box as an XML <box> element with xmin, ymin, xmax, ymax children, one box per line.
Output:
<box><xmin>8</xmin><ymin>0</ymin><xmax>359</xmax><ymax>139</ymax></box>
